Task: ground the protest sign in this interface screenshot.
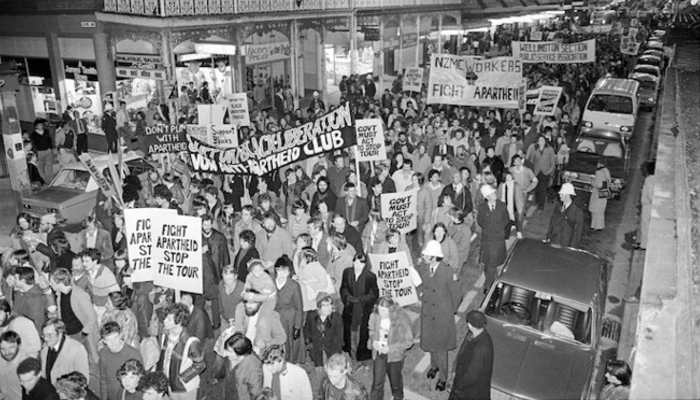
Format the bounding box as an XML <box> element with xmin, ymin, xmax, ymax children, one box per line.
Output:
<box><xmin>143</xmin><ymin>124</ymin><xmax>188</xmax><ymax>154</ymax></box>
<box><xmin>427</xmin><ymin>55</ymin><xmax>522</xmax><ymax>108</ymax></box>
<box><xmin>512</xmin><ymin>39</ymin><xmax>596</xmax><ymax>63</ymax></box>
<box><xmin>355</xmin><ymin>119</ymin><xmax>386</xmax><ymax>162</ymax></box>
<box><xmin>572</xmin><ymin>24</ymin><xmax>612</xmax><ymax>34</ymax></box>
<box><xmin>125</xmin><ymin>208</ymin><xmax>177</xmax><ymax>283</ymax></box>
<box><xmin>197</xmin><ymin>104</ymin><xmax>227</xmax><ymax>125</ymax></box>
<box><xmin>533</xmin><ymin>86</ymin><xmax>563</xmax><ymax>116</ymax></box>
<box><xmin>403</xmin><ymin>67</ymin><xmax>424</xmax><ymax>93</ymax></box>
<box><xmin>381</xmin><ymin>189</ymin><xmax>418</xmax><ymax>234</ymax></box>
<box><xmin>78</xmin><ymin>153</ymin><xmax>117</xmax><ymax>199</ymax></box>
<box><xmin>531</xmin><ymin>31</ymin><xmax>543</xmax><ymax>41</ymax></box>
<box><xmin>368</xmin><ymin>252</ymin><xmax>419</xmax><ymax>306</ymax></box>
<box><xmin>152</xmin><ymin>215</ymin><xmax>203</xmax><ymax>294</ymax></box>
<box><xmin>227</xmin><ymin>93</ymin><xmax>251</xmax><ymax>127</ymax></box>
<box><xmin>187</xmin><ymin>124</ymin><xmax>238</xmax><ymax>148</ymax></box>
<box><xmin>187</xmin><ymin>102</ymin><xmax>356</xmax><ymax>176</ymax></box>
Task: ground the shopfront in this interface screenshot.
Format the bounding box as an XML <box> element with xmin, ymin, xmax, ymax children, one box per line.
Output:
<box><xmin>244</xmin><ymin>40</ymin><xmax>290</xmax><ymax>108</ymax></box>
<box><xmin>115</xmin><ymin>52</ymin><xmax>166</xmax><ymax>110</ymax></box>
<box><xmin>63</xmin><ymin>60</ymin><xmax>101</xmax><ymax>119</ymax></box>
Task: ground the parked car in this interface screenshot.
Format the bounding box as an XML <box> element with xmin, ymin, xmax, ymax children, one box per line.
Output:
<box><xmin>483</xmin><ymin>239</ymin><xmax>619</xmax><ymax>400</ymax></box>
<box><xmin>630</xmin><ymin>72</ymin><xmax>660</xmax><ymax>109</ymax></box>
<box><xmin>21</xmin><ymin>152</ymin><xmax>154</xmax><ymax>224</ymax></box>
<box><xmin>646</xmin><ymin>40</ymin><xmax>663</xmax><ymax>51</ymax></box>
<box><xmin>643</xmin><ymin>49</ymin><xmax>665</xmax><ymax>60</ymax></box>
<box><xmin>636</xmin><ymin>54</ymin><xmax>664</xmax><ymax>71</ymax></box>
<box><xmin>563</xmin><ymin>127</ymin><xmax>630</xmax><ymax>198</ymax></box>
<box><xmin>631</xmin><ymin>64</ymin><xmax>660</xmax><ymax>79</ymax></box>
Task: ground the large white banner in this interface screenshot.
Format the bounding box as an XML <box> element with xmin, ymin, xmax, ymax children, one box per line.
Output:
<box><xmin>124</xmin><ymin>208</ymin><xmax>177</xmax><ymax>283</ymax></box>
<box><xmin>381</xmin><ymin>190</ymin><xmax>418</xmax><ymax>234</ymax></box>
<box><xmin>355</xmin><ymin>119</ymin><xmax>386</xmax><ymax>162</ymax></box>
<box><xmin>152</xmin><ymin>215</ymin><xmax>203</xmax><ymax>294</ymax></box>
<box><xmin>512</xmin><ymin>39</ymin><xmax>596</xmax><ymax>64</ymax></box>
<box><xmin>368</xmin><ymin>252</ymin><xmax>419</xmax><ymax>306</ymax></box>
<box><xmin>427</xmin><ymin>54</ymin><xmax>522</xmax><ymax>108</ymax></box>
<box><xmin>403</xmin><ymin>67</ymin><xmax>424</xmax><ymax>93</ymax></box>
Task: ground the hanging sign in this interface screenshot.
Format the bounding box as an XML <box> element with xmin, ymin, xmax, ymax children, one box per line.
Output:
<box><xmin>245</xmin><ymin>42</ymin><xmax>291</xmax><ymax>65</ymax></box>
<box><xmin>63</xmin><ymin>61</ymin><xmax>99</xmax><ymax>82</ymax></box>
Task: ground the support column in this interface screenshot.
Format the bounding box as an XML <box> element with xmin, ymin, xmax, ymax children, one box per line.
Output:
<box><xmin>0</xmin><ymin>80</ymin><xmax>31</xmax><ymax>202</ymax></box>
<box><xmin>437</xmin><ymin>14</ymin><xmax>443</xmax><ymax>54</ymax></box>
<box><xmin>320</xmin><ymin>25</ymin><xmax>327</xmax><ymax>102</ymax></box>
<box><xmin>398</xmin><ymin>16</ymin><xmax>403</xmax><ymax>77</ymax></box>
<box><xmin>93</xmin><ymin>26</ymin><xmax>117</xmax><ymax>100</ymax></box>
<box><xmin>378</xmin><ymin>22</ymin><xmax>385</xmax><ymax>94</ymax></box>
<box><xmin>46</xmin><ymin>32</ymin><xmax>66</xmax><ymax>107</ymax></box>
<box><xmin>290</xmin><ymin>20</ymin><xmax>299</xmax><ymax>110</ymax></box>
<box><xmin>416</xmin><ymin>15</ymin><xmax>420</xmax><ymax>66</ymax></box>
<box><xmin>350</xmin><ymin>12</ymin><xmax>357</xmax><ymax>75</ymax></box>
<box><xmin>234</xmin><ymin>28</ymin><xmax>245</xmax><ymax>94</ymax></box>
<box><xmin>161</xmin><ymin>30</ymin><xmax>177</xmax><ymax>124</ymax></box>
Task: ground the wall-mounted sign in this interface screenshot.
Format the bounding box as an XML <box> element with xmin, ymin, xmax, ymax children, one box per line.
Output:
<box><xmin>116</xmin><ymin>67</ymin><xmax>167</xmax><ymax>80</ymax></box>
<box><xmin>194</xmin><ymin>42</ymin><xmax>237</xmax><ymax>55</ymax></box>
<box><xmin>80</xmin><ymin>21</ymin><xmax>96</xmax><ymax>28</ymax></box>
<box><xmin>64</xmin><ymin>60</ymin><xmax>98</xmax><ymax>82</ymax></box>
<box><xmin>116</xmin><ymin>53</ymin><xmax>163</xmax><ymax>64</ymax></box>
<box><xmin>245</xmin><ymin>42</ymin><xmax>291</xmax><ymax>65</ymax></box>
<box><xmin>383</xmin><ymin>37</ymin><xmax>400</xmax><ymax>51</ymax></box>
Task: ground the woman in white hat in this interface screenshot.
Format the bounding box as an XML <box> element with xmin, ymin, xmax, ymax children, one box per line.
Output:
<box><xmin>418</xmin><ymin>240</ymin><xmax>462</xmax><ymax>392</ymax></box>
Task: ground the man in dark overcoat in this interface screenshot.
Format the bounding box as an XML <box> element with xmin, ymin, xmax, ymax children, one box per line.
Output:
<box><xmin>477</xmin><ymin>185</ymin><xmax>510</xmax><ymax>291</ymax></box>
<box><xmin>449</xmin><ymin>310</ymin><xmax>494</xmax><ymax>400</ymax></box>
<box><xmin>546</xmin><ymin>183</ymin><xmax>584</xmax><ymax>249</ymax></box>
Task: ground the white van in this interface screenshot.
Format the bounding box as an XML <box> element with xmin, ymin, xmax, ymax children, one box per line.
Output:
<box><xmin>582</xmin><ymin>78</ymin><xmax>639</xmax><ymax>139</ymax></box>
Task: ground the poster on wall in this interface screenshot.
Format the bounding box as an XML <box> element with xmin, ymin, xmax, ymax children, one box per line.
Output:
<box><xmin>187</xmin><ymin>102</ymin><xmax>356</xmax><ymax>175</ymax></box>
<box><xmin>355</xmin><ymin>119</ymin><xmax>386</xmax><ymax>162</ymax></box>
<box><xmin>152</xmin><ymin>214</ymin><xmax>203</xmax><ymax>294</ymax></box>
<box><xmin>368</xmin><ymin>252</ymin><xmax>419</xmax><ymax>306</ymax></box>
<box><xmin>124</xmin><ymin>208</ymin><xmax>177</xmax><ymax>283</ymax></box>
<box><xmin>512</xmin><ymin>39</ymin><xmax>596</xmax><ymax>63</ymax></box>
<box><xmin>403</xmin><ymin>67</ymin><xmax>424</xmax><ymax>93</ymax></box>
<box><xmin>380</xmin><ymin>190</ymin><xmax>418</xmax><ymax>234</ymax></box>
<box><xmin>427</xmin><ymin>54</ymin><xmax>522</xmax><ymax>108</ymax></box>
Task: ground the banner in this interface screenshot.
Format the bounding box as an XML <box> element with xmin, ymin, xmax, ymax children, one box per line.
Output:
<box><xmin>143</xmin><ymin>124</ymin><xmax>189</xmax><ymax>154</ymax></box>
<box><xmin>355</xmin><ymin>119</ymin><xmax>386</xmax><ymax>162</ymax></box>
<box><xmin>78</xmin><ymin>154</ymin><xmax>117</xmax><ymax>199</ymax></box>
<box><xmin>531</xmin><ymin>31</ymin><xmax>543</xmax><ymax>41</ymax></box>
<box><xmin>533</xmin><ymin>86</ymin><xmax>563</xmax><ymax>116</ymax></box>
<box><xmin>197</xmin><ymin>104</ymin><xmax>227</xmax><ymax>125</ymax></box>
<box><xmin>403</xmin><ymin>67</ymin><xmax>424</xmax><ymax>93</ymax></box>
<box><xmin>512</xmin><ymin>39</ymin><xmax>596</xmax><ymax>63</ymax></box>
<box><xmin>368</xmin><ymin>252</ymin><xmax>419</xmax><ymax>306</ymax></box>
<box><xmin>125</xmin><ymin>208</ymin><xmax>177</xmax><ymax>283</ymax></box>
<box><xmin>573</xmin><ymin>24</ymin><xmax>612</xmax><ymax>34</ymax></box>
<box><xmin>187</xmin><ymin>124</ymin><xmax>238</xmax><ymax>148</ymax></box>
<box><xmin>381</xmin><ymin>189</ymin><xmax>418</xmax><ymax>234</ymax></box>
<box><xmin>187</xmin><ymin>102</ymin><xmax>356</xmax><ymax>176</ymax></box>
<box><xmin>427</xmin><ymin>55</ymin><xmax>522</xmax><ymax>108</ymax></box>
<box><xmin>227</xmin><ymin>93</ymin><xmax>251</xmax><ymax>127</ymax></box>
<box><xmin>246</xmin><ymin>42</ymin><xmax>291</xmax><ymax>65</ymax></box>
<box><xmin>152</xmin><ymin>215</ymin><xmax>203</xmax><ymax>294</ymax></box>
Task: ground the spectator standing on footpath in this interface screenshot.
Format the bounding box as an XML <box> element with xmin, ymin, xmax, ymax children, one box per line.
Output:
<box><xmin>30</xmin><ymin>119</ymin><xmax>54</xmax><ymax>183</ymax></box>
<box><xmin>547</xmin><ymin>183</ymin><xmax>584</xmax><ymax>249</ymax></box>
<box><xmin>449</xmin><ymin>310</ymin><xmax>494</xmax><ymax>400</ymax></box>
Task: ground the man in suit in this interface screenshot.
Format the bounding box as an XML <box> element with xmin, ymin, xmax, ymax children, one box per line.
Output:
<box><xmin>274</xmin><ymin>87</ymin><xmax>285</xmax><ymax>120</ymax></box>
<box><xmin>329</xmin><ymin>214</ymin><xmax>364</xmax><ymax>255</ymax></box>
<box><xmin>334</xmin><ymin>183</ymin><xmax>369</xmax><ymax>236</ymax></box>
<box><xmin>433</xmin><ymin>138</ymin><xmax>454</xmax><ymax>160</ymax></box>
<box><xmin>440</xmin><ymin>171</ymin><xmax>473</xmax><ymax>216</ymax></box>
<box><xmin>202</xmin><ymin>213</ymin><xmax>229</xmax><ymax>279</ymax></box>
<box><xmin>39</xmin><ymin>318</ymin><xmax>90</xmax><ymax>386</ymax></box>
<box><xmin>477</xmin><ymin>185</ymin><xmax>510</xmax><ymax>291</ymax></box>
<box><xmin>77</xmin><ymin>216</ymin><xmax>114</xmax><ymax>267</ymax></box>
<box><xmin>547</xmin><ymin>183</ymin><xmax>584</xmax><ymax>249</ymax></box>
<box><xmin>234</xmin><ymin>290</ymin><xmax>286</xmax><ymax>354</ymax></box>
<box><xmin>307</xmin><ymin>218</ymin><xmax>331</xmax><ymax>267</ymax></box>
<box><xmin>180</xmin><ymin>293</ymin><xmax>214</xmax><ymax>343</ymax></box>
<box><xmin>35</xmin><ymin>214</ymin><xmax>65</xmax><ymax>260</ymax></box>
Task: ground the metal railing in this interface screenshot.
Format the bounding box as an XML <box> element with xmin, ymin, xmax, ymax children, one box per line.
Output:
<box><xmin>103</xmin><ymin>0</ymin><xmax>463</xmax><ymax>16</ymax></box>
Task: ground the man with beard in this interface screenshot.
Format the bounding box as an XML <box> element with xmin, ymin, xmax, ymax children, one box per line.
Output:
<box><xmin>256</xmin><ymin>212</ymin><xmax>294</xmax><ymax>271</ymax></box>
<box><xmin>425</xmin><ymin>154</ymin><xmax>454</xmax><ymax>186</ymax></box>
<box><xmin>327</xmin><ymin>155</ymin><xmax>350</xmax><ymax>198</ymax></box>
<box><xmin>34</xmin><ymin>214</ymin><xmax>65</xmax><ymax>260</ymax></box>
<box><xmin>13</xmin><ymin>267</ymin><xmax>47</xmax><ymax>334</ymax></box>
<box><xmin>202</xmin><ymin>213</ymin><xmax>229</xmax><ymax>279</ymax></box>
<box><xmin>330</xmin><ymin>214</ymin><xmax>364</xmax><ymax>254</ymax></box>
<box><xmin>440</xmin><ymin>172</ymin><xmax>473</xmax><ymax>216</ymax></box>
<box><xmin>0</xmin><ymin>331</ymin><xmax>32</xmax><ymax>400</ymax></box>
<box><xmin>311</xmin><ymin>177</ymin><xmax>337</xmax><ymax>213</ymax></box>
<box><xmin>233</xmin><ymin>205</ymin><xmax>264</xmax><ymax>253</ymax></box>
<box><xmin>234</xmin><ymin>290</ymin><xmax>286</xmax><ymax>354</ymax></box>
<box><xmin>0</xmin><ymin>300</ymin><xmax>41</xmax><ymax>358</ymax></box>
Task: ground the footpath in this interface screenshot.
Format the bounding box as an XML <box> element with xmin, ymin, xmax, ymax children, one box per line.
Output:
<box><xmin>629</xmin><ymin>33</ymin><xmax>700</xmax><ymax>399</ymax></box>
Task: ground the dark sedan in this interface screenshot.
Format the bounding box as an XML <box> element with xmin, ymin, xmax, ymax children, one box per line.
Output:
<box><xmin>563</xmin><ymin>128</ymin><xmax>630</xmax><ymax>198</ymax></box>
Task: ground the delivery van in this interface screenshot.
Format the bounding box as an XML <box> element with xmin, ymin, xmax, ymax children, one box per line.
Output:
<box><xmin>581</xmin><ymin>78</ymin><xmax>639</xmax><ymax>139</ymax></box>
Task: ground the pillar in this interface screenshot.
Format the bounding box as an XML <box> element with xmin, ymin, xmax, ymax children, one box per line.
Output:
<box><xmin>320</xmin><ymin>25</ymin><xmax>327</xmax><ymax>101</ymax></box>
<box><xmin>0</xmin><ymin>81</ymin><xmax>31</xmax><ymax>203</ymax></box>
<box><xmin>378</xmin><ymin>21</ymin><xmax>385</xmax><ymax>94</ymax></box>
<box><xmin>160</xmin><ymin>30</ymin><xmax>177</xmax><ymax>124</ymax></box>
<box><xmin>46</xmin><ymin>32</ymin><xmax>66</xmax><ymax>106</ymax></box>
<box><xmin>437</xmin><ymin>14</ymin><xmax>443</xmax><ymax>54</ymax></box>
<box><xmin>398</xmin><ymin>16</ymin><xmax>403</xmax><ymax>77</ymax></box>
<box><xmin>93</xmin><ymin>27</ymin><xmax>117</xmax><ymax>98</ymax></box>
<box><xmin>234</xmin><ymin>28</ymin><xmax>245</xmax><ymax>94</ymax></box>
<box><xmin>350</xmin><ymin>13</ymin><xmax>357</xmax><ymax>75</ymax></box>
<box><xmin>416</xmin><ymin>15</ymin><xmax>420</xmax><ymax>66</ymax></box>
<box><xmin>290</xmin><ymin>20</ymin><xmax>299</xmax><ymax>110</ymax></box>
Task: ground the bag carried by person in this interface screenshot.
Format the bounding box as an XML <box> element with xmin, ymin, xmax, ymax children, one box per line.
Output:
<box><xmin>598</xmin><ymin>180</ymin><xmax>611</xmax><ymax>199</ymax></box>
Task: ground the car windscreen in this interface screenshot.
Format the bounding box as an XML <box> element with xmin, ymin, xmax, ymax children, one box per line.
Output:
<box><xmin>634</xmin><ymin>66</ymin><xmax>658</xmax><ymax>76</ymax></box>
<box><xmin>50</xmin><ymin>169</ymin><xmax>91</xmax><ymax>191</ymax></box>
<box><xmin>637</xmin><ymin>81</ymin><xmax>656</xmax><ymax>91</ymax></box>
<box><xmin>485</xmin><ymin>282</ymin><xmax>593</xmax><ymax>345</ymax></box>
<box><xmin>587</xmin><ymin>94</ymin><xmax>634</xmax><ymax>114</ymax></box>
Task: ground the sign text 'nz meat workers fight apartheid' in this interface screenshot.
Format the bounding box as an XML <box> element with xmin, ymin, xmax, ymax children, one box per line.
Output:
<box><xmin>427</xmin><ymin>54</ymin><xmax>522</xmax><ymax>109</ymax></box>
<box><xmin>188</xmin><ymin>102</ymin><xmax>356</xmax><ymax>176</ymax></box>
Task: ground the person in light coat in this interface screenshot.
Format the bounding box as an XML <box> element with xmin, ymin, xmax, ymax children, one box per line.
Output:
<box><xmin>589</xmin><ymin>158</ymin><xmax>612</xmax><ymax>231</ymax></box>
<box><xmin>261</xmin><ymin>344</ymin><xmax>313</xmax><ymax>400</ymax></box>
<box><xmin>39</xmin><ymin>318</ymin><xmax>90</xmax><ymax>386</ymax></box>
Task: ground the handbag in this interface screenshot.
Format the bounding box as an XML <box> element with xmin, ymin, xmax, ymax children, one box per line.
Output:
<box><xmin>598</xmin><ymin>180</ymin><xmax>612</xmax><ymax>199</ymax></box>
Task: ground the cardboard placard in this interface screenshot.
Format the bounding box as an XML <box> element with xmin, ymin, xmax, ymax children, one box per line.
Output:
<box><xmin>368</xmin><ymin>252</ymin><xmax>419</xmax><ymax>306</ymax></box>
<box><xmin>125</xmin><ymin>208</ymin><xmax>177</xmax><ymax>283</ymax></box>
<box><xmin>355</xmin><ymin>119</ymin><xmax>386</xmax><ymax>162</ymax></box>
<box><xmin>227</xmin><ymin>92</ymin><xmax>251</xmax><ymax>127</ymax></box>
<box><xmin>533</xmin><ymin>86</ymin><xmax>563</xmax><ymax>116</ymax></box>
<box><xmin>403</xmin><ymin>67</ymin><xmax>424</xmax><ymax>93</ymax></box>
<box><xmin>152</xmin><ymin>215</ymin><xmax>203</xmax><ymax>294</ymax></box>
<box><xmin>380</xmin><ymin>190</ymin><xmax>418</xmax><ymax>234</ymax></box>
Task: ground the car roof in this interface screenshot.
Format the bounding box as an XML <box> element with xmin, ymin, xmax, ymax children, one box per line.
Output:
<box><xmin>498</xmin><ymin>239</ymin><xmax>606</xmax><ymax>307</ymax></box>
<box><xmin>630</xmin><ymin>72</ymin><xmax>658</xmax><ymax>82</ymax></box>
<box><xmin>638</xmin><ymin>54</ymin><xmax>662</xmax><ymax>61</ymax></box>
<box><xmin>578</xmin><ymin>127</ymin><xmax>624</xmax><ymax>142</ymax></box>
<box><xmin>634</xmin><ymin>64</ymin><xmax>660</xmax><ymax>72</ymax></box>
<box><xmin>592</xmin><ymin>78</ymin><xmax>639</xmax><ymax>95</ymax></box>
<box><xmin>62</xmin><ymin>152</ymin><xmax>145</xmax><ymax>171</ymax></box>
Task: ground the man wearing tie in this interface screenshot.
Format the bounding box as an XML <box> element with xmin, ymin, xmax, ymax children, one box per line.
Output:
<box><xmin>69</xmin><ymin>111</ymin><xmax>89</xmax><ymax>155</ymax></box>
<box><xmin>432</xmin><ymin>138</ymin><xmax>454</xmax><ymax>160</ymax></box>
<box><xmin>477</xmin><ymin>185</ymin><xmax>510</xmax><ymax>292</ymax></box>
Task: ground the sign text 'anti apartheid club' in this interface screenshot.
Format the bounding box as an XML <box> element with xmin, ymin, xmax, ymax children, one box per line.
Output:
<box><xmin>188</xmin><ymin>102</ymin><xmax>356</xmax><ymax>176</ymax></box>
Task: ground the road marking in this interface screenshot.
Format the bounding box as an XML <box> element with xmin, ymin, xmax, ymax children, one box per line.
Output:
<box><xmin>404</xmin><ymin>389</ymin><xmax>432</xmax><ymax>400</ymax></box>
<box><xmin>458</xmin><ymin>273</ymin><xmax>486</xmax><ymax>313</ymax></box>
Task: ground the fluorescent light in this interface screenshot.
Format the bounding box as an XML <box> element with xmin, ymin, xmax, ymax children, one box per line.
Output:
<box><xmin>194</xmin><ymin>42</ymin><xmax>237</xmax><ymax>55</ymax></box>
<box><xmin>178</xmin><ymin>53</ymin><xmax>212</xmax><ymax>62</ymax></box>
